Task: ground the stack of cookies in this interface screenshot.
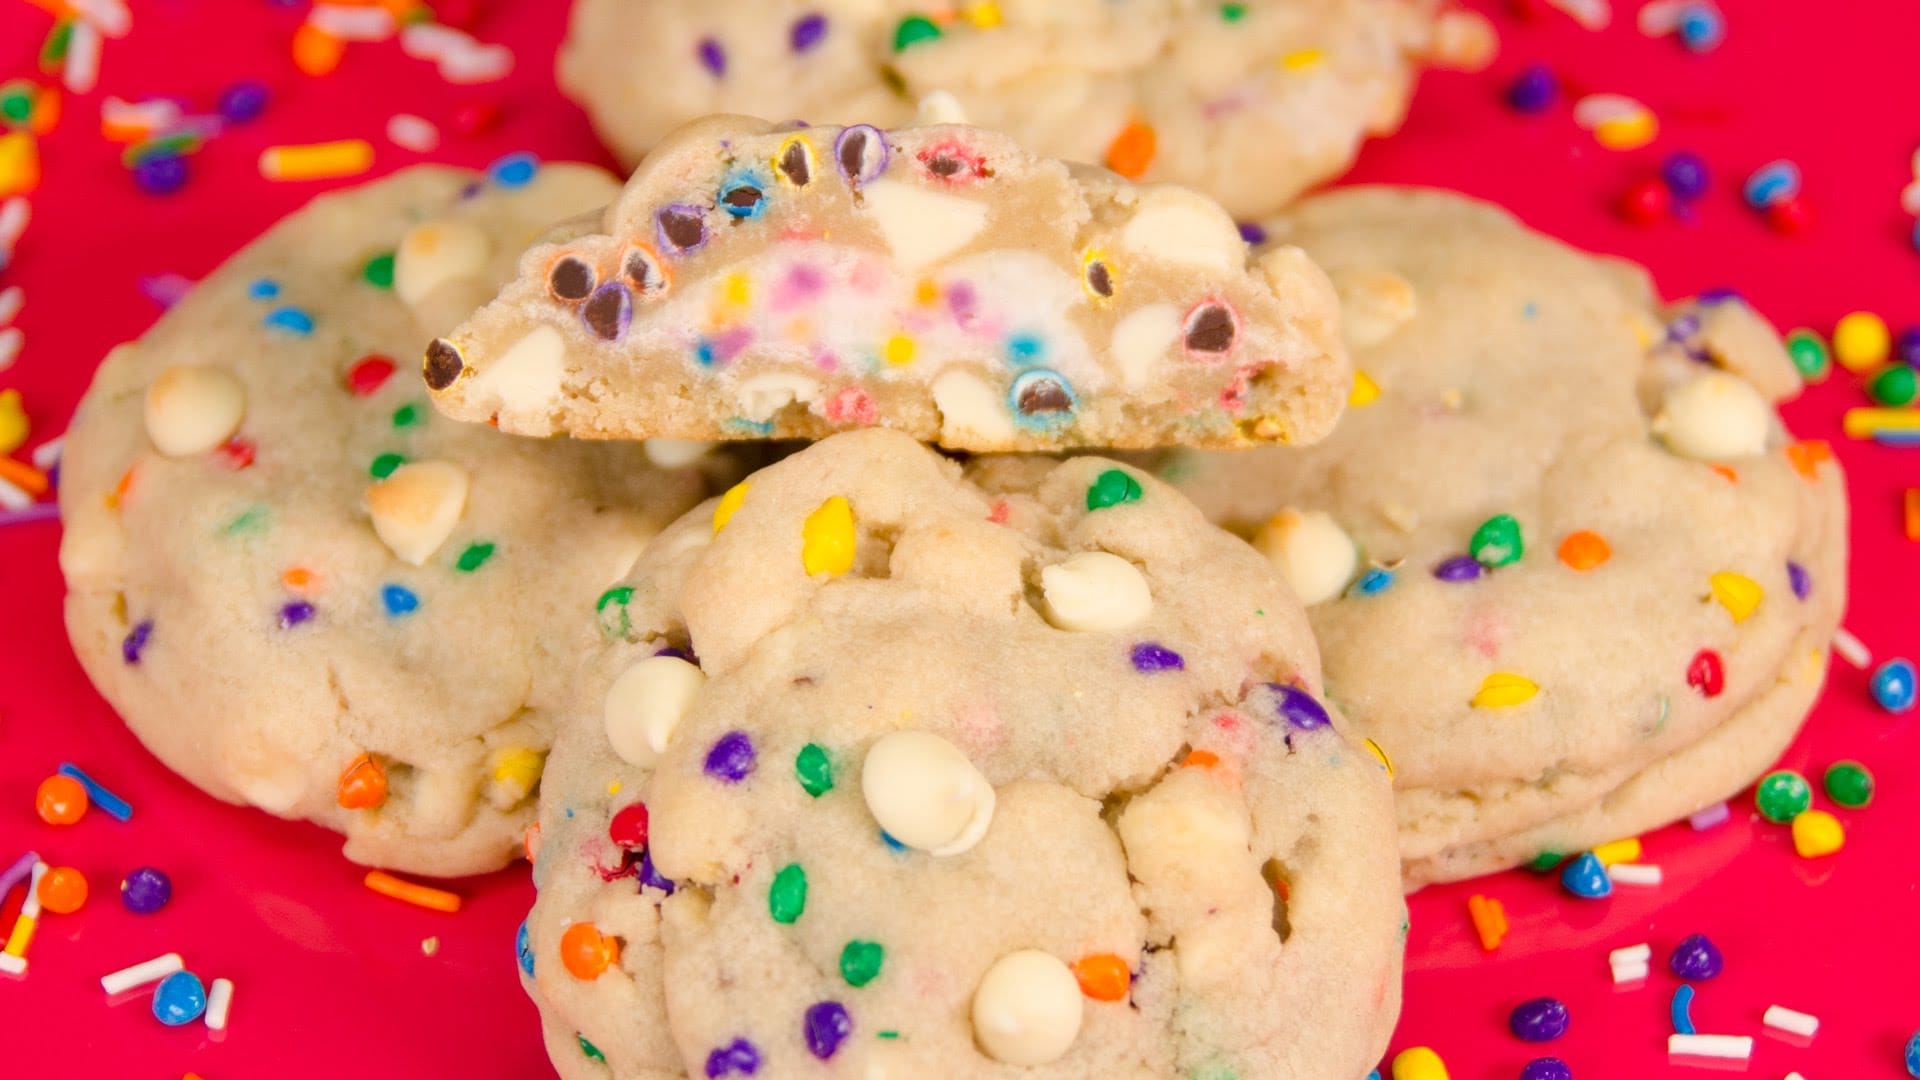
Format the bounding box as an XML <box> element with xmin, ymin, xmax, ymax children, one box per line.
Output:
<box><xmin>56</xmin><ymin>3</ymin><xmax>1846</xmax><ymax>1078</ymax></box>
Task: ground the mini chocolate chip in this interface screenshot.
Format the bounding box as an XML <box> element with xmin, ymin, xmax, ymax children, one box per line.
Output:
<box><xmin>721</xmin><ymin>184</ymin><xmax>765</xmax><ymax>217</ymax></box>
<box><xmin>926</xmin><ymin>154</ymin><xmax>961</xmax><ymax>177</ymax></box>
<box><xmin>624</xmin><ymin>248</ymin><xmax>663</xmax><ymax>294</ymax></box>
<box><xmin>423</xmin><ymin>339</ymin><xmax>464</xmax><ymax>390</ymax></box>
<box><xmin>834</xmin><ymin>125</ymin><xmax>888</xmax><ymax>186</ymax></box>
<box><xmin>1184</xmin><ymin>303</ymin><xmax>1237</xmax><ymax>354</ymax></box>
<box><xmin>1085</xmin><ymin>260</ymin><xmax>1113</xmax><ymax>298</ymax></box>
<box><xmin>548</xmin><ymin>256</ymin><xmax>595</xmax><ymax>302</ymax></box>
<box><xmin>656</xmin><ymin>206</ymin><xmax>708</xmax><ymax>252</ymax></box>
<box><xmin>582</xmin><ymin>282</ymin><xmax>633</xmax><ymax>342</ymax></box>
<box><xmin>778</xmin><ymin>140</ymin><xmax>812</xmax><ymax>186</ymax></box>
<box><xmin>1016</xmin><ymin>376</ymin><xmax>1073</xmax><ymax>415</ymax></box>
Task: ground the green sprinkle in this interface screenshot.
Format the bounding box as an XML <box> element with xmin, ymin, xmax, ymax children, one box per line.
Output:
<box><xmin>877</xmin><ymin>1031</ymin><xmax>900</xmax><ymax>1040</ymax></box>
<box><xmin>1755</xmin><ymin>770</ymin><xmax>1811</xmax><ymax>823</ymax></box>
<box><xmin>596</xmin><ymin>586</ymin><xmax>635</xmax><ymax>639</ymax></box>
<box><xmin>577</xmin><ymin>1035</ymin><xmax>604</xmax><ymax>1063</ymax></box>
<box><xmin>369</xmin><ymin>452</ymin><xmax>406</xmax><ymax>479</ymax></box>
<box><xmin>795</xmin><ymin>743</ymin><xmax>834</xmax><ymax>797</ymax></box>
<box><xmin>1528</xmin><ymin>851</ymin><xmax>1565</xmax><ymax>873</ymax></box>
<box><xmin>1469</xmin><ymin>513</ymin><xmax>1524</xmax><ymax>568</ymax></box>
<box><xmin>768</xmin><ymin>863</ymin><xmax>808</xmax><ymax>924</ymax></box>
<box><xmin>392</xmin><ymin>402</ymin><xmax>423</xmax><ymax>428</ymax></box>
<box><xmin>222</xmin><ymin>505</ymin><xmax>269</xmax><ymax>536</ymax></box>
<box><xmin>0</xmin><ymin>85</ymin><xmax>32</xmax><ymax>125</ymax></box>
<box><xmin>456</xmin><ymin>541</ymin><xmax>497</xmax><ymax>573</ymax></box>
<box><xmin>1871</xmin><ymin>364</ymin><xmax>1918</xmax><ymax>407</ymax></box>
<box><xmin>40</xmin><ymin>19</ymin><xmax>73</xmax><ymax>69</ymax></box>
<box><xmin>362</xmin><ymin>252</ymin><xmax>396</xmax><ymax>289</ymax></box>
<box><xmin>1086</xmin><ymin>468</ymin><xmax>1143</xmax><ymax>511</ymax></box>
<box><xmin>1219</xmin><ymin>2</ymin><xmax>1248</xmax><ymax>20</ymax></box>
<box><xmin>839</xmin><ymin>940</ymin><xmax>884</xmax><ymax>987</ymax></box>
<box><xmin>1784</xmin><ymin>328</ymin><xmax>1830</xmax><ymax>382</ymax></box>
<box><xmin>1822</xmin><ymin>760</ymin><xmax>1874</xmax><ymax>808</ymax></box>
<box><xmin>892</xmin><ymin>14</ymin><xmax>942</xmax><ymax>50</ymax></box>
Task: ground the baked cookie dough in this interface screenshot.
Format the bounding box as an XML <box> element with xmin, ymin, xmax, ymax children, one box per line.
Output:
<box><xmin>424</xmin><ymin>115</ymin><xmax>1350</xmax><ymax>453</ymax></box>
<box><xmin>520</xmin><ymin>429</ymin><xmax>1404</xmax><ymax>1078</ymax></box>
<box><xmin>1165</xmin><ymin>188</ymin><xmax>1848</xmax><ymax>888</ymax></box>
<box><xmin>558</xmin><ymin>0</ymin><xmax>1494</xmax><ymax>219</ymax></box>
<box><xmin>59</xmin><ymin>165</ymin><xmax>720</xmax><ymax>877</ymax></box>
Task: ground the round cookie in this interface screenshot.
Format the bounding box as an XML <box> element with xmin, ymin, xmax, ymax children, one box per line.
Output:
<box><xmin>59</xmin><ymin>165</ymin><xmax>721</xmax><ymax>876</ymax></box>
<box><xmin>1165</xmin><ymin>187</ymin><xmax>1848</xmax><ymax>888</ymax></box>
<box><xmin>522</xmin><ymin>429</ymin><xmax>1404</xmax><ymax>1078</ymax></box>
<box><xmin>557</xmin><ymin>0</ymin><xmax>1493</xmax><ymax>220</ymax></box>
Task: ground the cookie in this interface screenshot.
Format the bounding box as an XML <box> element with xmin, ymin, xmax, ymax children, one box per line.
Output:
<box><xmin>521</xmin><ymin>429</ymin><xmax>1404</xmax><ymax>1078</ymax></box>
<box><xmin>557</xmin><ymin>0</ymin><xmax>1494</xmax><ymax>219</ymax></box>
<box><xmin>424</xmin><ymin>115</ymin><xmax>1350</xmax><ymax>453</ymax></box>
<box><xmin>59</xmin><ymin>165</ymin><xmax>722</xmax><ymax>876</ymax></box>
<box><xmin>1164</xmin><ymin>188</ymin><xmax>1848</xmax><ymax>888</ymax></box>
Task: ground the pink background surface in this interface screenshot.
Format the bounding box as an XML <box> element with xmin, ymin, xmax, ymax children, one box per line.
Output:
<box><xmin>1</xmin><ymin>1</ymin><xmax>1916</xmax><ymax>1076</ymax></box>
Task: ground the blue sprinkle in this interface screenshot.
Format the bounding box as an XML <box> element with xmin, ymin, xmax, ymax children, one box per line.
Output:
<box><xmin>1349</xmin><ymin>567</ymin><xmax>1394</xmax><ymax>596</ymax></box>
<box><xmin>1871</xmin><ymin>658</ymin><xmax>1916</xmax><ymax>714</ymax></box>
<box><xmin>1559</xmin><ymin>852</ymin><xmax>1612</xmax><ymax>899</ymax></box>
<box><xmin>723</xmin><ymin>417</ymin><xmax>776</xmax><ymax>436</ymax></box>
<box><xmin>879</xmin><ymin>830</ymin><xmax>907</xmax><ymax>853</ymax></box>
<box><xmin>489</xmin><ymin>152</ymin><xmax>540</xmax><ymax>189</ymax></box>
<box><xmin>1006</xmin><ymin>333</ymin><xmax>1044</xmax><ymax>365</ymax></box>
<box><xmin>1905</xmin><ymin>1030</ymin><xmax>1920</xmax><ymax>1077</ymax></box>
<box><xmin>152</xmin><ymin>970</ymin><xmax>207</xmax><ymax>1026</ymax></box>
<box><xmin>59</xmin><ymin>762</ymin><xmax>133</xmax><ymax>822</ymax></box>
<box><xmin>1523</xmin><ymin>301</ymin><xmax>1539</xmax><ymax>319</ymax></box>
<box><xmin>1743</xmin><ymin>161</ymin><xmax>1800</xmax><ymax>210</ymax></box>
<box><xmin>1670</xmin><ymin>984</ymin><xmax>1696</xmax><ymax>1035</ymax></box>
<box><xmin>1675</xmin><ymin>3</ymin><xmax>1724</xmax><ymax>52</ymax></box>
<box><xmin>264</xmin><ymin>306</ymin><xmax>314</xmax><ymax>335</ymax></box>
<box><xmin>515</xmin><ymin>920</ymin><xmax>535</xmax><ymax>977</ymax></box>
<box><xmin>382</xmin><ymin>584</ymin><xmax>420</xmax><ymax>617</ymax></box>
<box><xmin>247</xmin><ymin>278</ymin><xmax>280</xmax><ymax>300</ymax></box>
<box><xmin>695</xmin><ymin>339</ymin><xmax>717</xmax><ymax>366</ymax></box>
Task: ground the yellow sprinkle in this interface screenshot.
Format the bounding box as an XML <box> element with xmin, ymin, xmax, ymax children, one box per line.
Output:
<box><xmin>3</xmin><ymin>911</ymin><xmax>35</xmax><ymax>957</ymax></box>
<box><xmin>1709</xmin><ymin>571</ymin><xmax>1762</xmax><ymax>623</ymax></box>
<box><xmin>1832</xmin><ymin>311</ymin><xmax>1890</xmax><ymax>372</ymax></box>
<box><xmin>963</xmin><ymin>1</ymin><xmax>1002</xmax><ymax>28</ymax></box>
<box><xmin>1842</xmin><ymin>407</ymin><xmax>1920</xmax><ymax>438</ymax></box>
<box><xmin>1392</xmin><ymin>1046</ymin><xmax>1449</xmax><ymax>1080</ymax></box>
<box><xmin>1593</xmin><ymin>112</ymin><xmax>1657</xmax><ymax>150</ymax></box>
<box><xmin>1363</xmin><ymin>737</ymin><xmax>1394</xmax><ymax>780</ymax></box>
<box><xmin>721</xmin><ymin>272</ymin><xmax>751</xmax><ymax>307</ymax></box>
<box><xmin>1349</xmin><ymin>370</ymin><xmax>1380</xmax><ymax>407</ymax></box>
<box><xmin>801</xmin><ymin>496</ymin><xmax>857</xmax><ymax>577</ymax></box>
<box><xmin>1791</xmin><ymin>809</ymin><xmax>1844</xmax><ymax>857</ymax></box>
<box><xmin>913</xmin><ymin>279</ymin><xmax>940</xmax><ymax>305</ymax></box>
<box><xmin>607</xmin><ymin>781</ymin><xmax>622</xmax><ymax>796</ymax></box>
<box><xmin>712</xmin><ymin>481</ymin><xmax>750</xmax><ymax>534</ymax></box>
<box><xmin>883</xmin><ymin>335</ymin><xmax>916</xmax><ymax>366</ymax></box>
<box><xmin>258</xmin><ymin>139</ymin><xmax>374</xmax><ymax>182</ymax></box>
<box><xmin>0</xmin><ymin>389</ymin><xmax>27</xmax><ymax>455</ymax></box>
<box><xmin>1280</xmin><ymin>48</ymin><xmax>1325</xmax><ymax>71</ymax></box>
<box><xmin>1592</xmin><ymin>837</ymin><xmax>1642</xmax><ymax>866</ymax></box>
<box><xmin>1472</xmin><ymin>672</ymin><xmax>1538</xmax><ymax>708</ymax></box>
<box><xmin>489</xmin><ymin>747</ymin><xmax>545</xmax><ymax>799</ymax></box>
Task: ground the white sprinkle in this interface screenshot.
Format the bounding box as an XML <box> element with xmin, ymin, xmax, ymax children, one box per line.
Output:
<box><xmin>399</xmin><ymin>22</ymin><xmax>467</xmax><ymax>61</ymax></box>
<box><xmin>1611</xmin><ymin>958</ymin><xmax>1650</xmax><ymax>985</ymax></box>
<box><xmin>309</xmin><ymin>4</ymin><xmax>395</xmax><ymax>40</ymax></box>
<box><xmin>1689</xmin><ymin>801</ymin><xmax>1731</xmax><ymax>830</ymax></box>
<box><xmin>386</xmin><ymin>114</ymin><xmax>440</xmax><ymax>154</ymax></box>
<box><xmin>206</xmin><ymin>977</ymin><xmax>234</xmax><ymax>1030</ymax></box>
<box><xmin>0</xmin><ymin>197</ymin><xmax>29</xmax><ymax>248</ymax></box>
<box><xmin>101</xmin><ymin>96</ymin><xmax>181</xmax><ymax>134</ymax></box>
<box><xmin>29</xmin><ymin>436</ymin><xmax>60</xmax><ymax>470</ymax></box>
<box><xmin>1669</xmin><ymin>1033</ymin><xmax>1753</xmax><ymax>1060</ymax></box>
<box><xmin>1608</xmin><ymin>862</ymin><xmax>1663</xmax><ymax>886</ymax></box>
<box><xmin>101</xmin><ymin>952</ymin><xmax>184</xmax><ymax>996</ymax></box>
<box><xmin>1637</xmin><ymin>0</ymin><xmax>1684</xmax><ymax>34</ymax></box>
<box><xmin>63</xmin><ymin>21</ymin><xmax>102</xmax><ymax>95</ymax></box>
<box><xmin>1901</xmin><ymin>179</ymin><xmax>1920</xmax><ymax>218</ymax></box>
<box><xmin>1610</xmin><ymin>943</ymin><xmax>1652</xmax><ymax>964</ymax></box>
<box><xmin>1785</xmin><ymin>1072</ymin><xmax>1807</xmax><ymax>1080</ymax></box>
<box><xmin>438</xmin><ymin>42</ymin><xmax>513</xmax><ymax>84</ymax></box>
<box><xmin>0</xmin><ymin>285</ymin><xmax>22</xmax><ymax>327</ymax></box>
<box><xmin>420</xmin><ymin>936</ymin><xmax>440</xmax><ymax>956</ymax></box>
<box><xmin>69</xmin><ymin>0</ymin><xmax>131</xmax><ymax>37</ymax></box>
<box><xmin>18</xmin><ymin>862</ymin><xmax>47</xmax><ymax>919</ymax></box>
<box><xmin>1832</xmin><ymin>627</ymin><xmax>1871</xmax><ymax>669</ymax></box>
<box><xmin>0</xmin><ymin>474</ymin><xmax>31</xmax><ymax>511</ymax></box>
<box><xmin>1572</xmin><ymin>93</ymin><xmax>1645</xmax><ymax>128</ymax></box>
<box><xmin>0</xmin><ymin>953</ymin><xmax>23</xmax><ymax>977</ymax></box>
<box><xmin>1548</xmin><ymin>0</ymin><xmax>1611</xmax><ymax>30</ymax></box>
<box><xmin>0</xmin><ymin>327</ymin><xmax>21</xmax><ymax>374</ymax></box>
<box><xmin>1763</xmin><ymin>1004</ymin><xmax>1819</xmax><ymax>1038</ymax></box>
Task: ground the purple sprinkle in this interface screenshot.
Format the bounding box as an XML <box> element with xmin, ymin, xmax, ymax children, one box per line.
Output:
<box><xmin>1665</xmin><ymin>313</ymin><xmax>1702</xmax><ymax>342</ymax></box>
<box><xmin>704</xmin><ymin>1038</ymin><xmax>761</xmax><ymax>1078</ymax></box>
<box><xmin>138</xmin><ymin>273</ymin><xmax>196</xmax><ymax>309</ymax></box>
<box><xmin>1509</xmin><ymin>996</ymin><xmax>1571</xmax><ymax>1041</ymax></box>
<box><xmin>790</xmin><ymin>13</ymin><xmax>828</xmax><ymax>52</ymax></box>
<box><xmin>637</xmin><ymin>851</ymin><xmax>676</xmax><ymax>895</ymax></box>
<box><xmin>704</xmin><ymin>731</ymin><xmax>757</xmax><ymax>782</ymax></box>
<box><xmin>122</xmin><ymin>619</ymin><xmax>154</xmax><ymax>665</ymax></box>
<box><xmin>655</xmin><ymin>645</ymin><xmax>699</xmax><ymax>664</ymax></box>
<box><xmin>278</xmin><ymin>601</ymin><xmax>315</xmax><ymax>629</ymax></box>
<box><xmin>1236</xmin><ymin>221</ymin><xmax>1267</xmax><ymax>245</ymax></box>
<box><xmin>1520</xmin><ymin>1059</ymin><xmax>1573</xmax><ymax>1080</ymax></box>
<box><xmin>1265</xmin><ymin>683</ymin><xmax>1331</xmax><ymax>731</ymax></box>
<box><xmin>697</xmin><ymin>36</ymin><xmax>727</xmax><ymax>77</ymax></box>
<box><xmin>946</xmin><ymin>281</ymin><xmax>979</xmax><ymax>327</ymax></box>
<box><xmin>1787</xmin><ymin>560</ymin><xmax>1810</xmax><ymax>600</ymax></box>
<box><xmin>803</xmin><ymin>1001</ymin><xmax>853</xmax><ymax>1059</ymax></box>
<box><xmin>1</xmin><ymin>501</ymin><xmax>62</xmax><ymax>528</ymax></box>
<box><xmin>1688</xmin><ymin>801</ymin><xmax>1730</xmax><ymax>830</ymax></box>
<box><xmin>1433</xmin><ymin>555</ymin><xmax>1483</xmax><ymax>582</ymax></box>
<box><xmin>1130</xmin><ymin>642</ymin><xmax>1185</xmax><ymax>673</ymax></box>
<box><xmin>1896</xmin><ymin>325</ymin><xmax>1920</xmax><ymax>367</ymax></box>
<box><xmin>1668</xmin><ymin>933</ymin><xmax>1723</xmax><ymax>980</ymax></box>
<box><xmin>1696</xmin><ymin>286</ymin><xmax>1740</xmax><ymax>305</ymax></box>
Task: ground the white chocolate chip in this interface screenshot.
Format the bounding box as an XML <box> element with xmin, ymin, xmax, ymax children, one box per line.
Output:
<box><xmin>1652</xmin><ymin>372</ymin><xmax>1772</xmax><ymax>460</ymax></box>
<box><xmin>394</xmin><ymin>219</ymin><xmax>492</xmax><ymax>307</ymax></box>
<box><xmin>603</xmin><ymin>655</ymin><xmax>706</xmax><ymax>767</ymax></box>
<box><xmin>364</xmin><ymin>461</ymin><xmax>470</xmax><ymax>566</ymax></box>
<box><xmin>971</xmin><ymin>950</ymin><xmax>1083</xmax><ymax>1066</ymax></box>
<box><xmin>644</xmin><ymin>438</ymin><xmax>714</xmax><ymax>468</ymax></box>
<box><xmin>1109</xmin><ymin>304</ymin><xmax>1181</xmax><ymax>388</ymax></box>
<box><xmin>860</xmin><ymin>730</ymin><xmax>995</xmax><ymax>855</ymax></box>
<box><xmin>735</xmin><ymin>372</ymin><xmax>821</xmax><ymax>422</ymax></box>
<box><xmin>1330</xmin><ymin>267</ymin><xmax>1417</xmax><ymax>349</ymax></box>
<box><xmin>1040</xmin><ymin>551</ymin><xmax>1151</xmax><ymax>631</ymax></box>
<box><xmin>470</xmin><ymin>325</ymin><xmax>567</xmax><ymax>424</ymax></box>
<box><xmin>915</xmin><ymin>90</ymin><xmax>969</xmax><ymax>125</ymax></box>
<box><xmin>144</xmin><ymin>365</ymin><xmax>245</xmax><ymax>456</ymax></box>
<box><xmin>1118</xmin><ymin>186</ymin><xmax>1244</xmax><ymax>272</ymax></box>
<box><xmin>1252</xmin><ymin>509</ymin><xmax>1356</xmax><ymax>605</ymax></box>
<box><xmin>933</xmin><ymin>368</ymin><xmax>1016</xmax><ymax>444</ymax></box>
<box><xmin>861</xmin><ymin>178</ymin><xmax>990</xmax><ymax>270</ymax></box>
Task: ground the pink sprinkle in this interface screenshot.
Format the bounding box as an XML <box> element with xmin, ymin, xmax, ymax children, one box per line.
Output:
<box><xmin>773</xmin><ymin>264</ymin><xmax>826</xmax><ymax>310</ymax></box>
<box><xmin>1688</xmin><ymin>802</ymin><xmax>1730</xmax><ymax>830</ymax></box>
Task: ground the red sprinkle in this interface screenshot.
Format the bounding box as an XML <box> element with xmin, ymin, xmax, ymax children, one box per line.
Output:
<box><xmin>1686</xmin><ymin>648</ymin><xmax>1725</xmax><ymax>697</ymax></box>
<box><xmin>346</xmin><ymin>355</ymin><xmax>396</xmax><ymax>397</ymax></box>
<box><xmin>1766</xmin><ymin>194</ymin><xmax>1812</xmax><ymax>234</ymax></box>
<box><xmin>1618</xmin><ymin>178</ymin><xmax>1671</xmax><ymax>224</ymax></box>
<box><xmin>452</xmin><ymin>101</ymin><xmax>502</xmax><ymax>137</ymax></box>
<box><xmin>608</xmin><ymin>801</ymin><xmax>649</xmax><ymax>850</ymax></box>
<box><xmin>215</xmin><ymin>438</ymin><xmax>256</xmax><ymax>470</ymax></box>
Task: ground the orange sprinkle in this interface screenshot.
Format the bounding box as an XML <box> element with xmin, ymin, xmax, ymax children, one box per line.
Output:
<box><xmin>1709</xmin><ymin>464</ymin><xmax>1738</xmax><ymax>483</ymax></box>
<box><xmin>0</xmin><ymin>456</ymin><xmax>49</xmax><ymax>496</ymax></box>
<box><xmin>1069</xmin><ymin>953</ymin><xmax>1131</xmax><ymax>1001</ymax></box>
<box><xmin>561</xmin><ymin>921</ymin><xmax>620</xmax><ymax>979</ymax></box>
<box><xmin>28</xmin><ymin>88</ymin><xmax>58</xmax><ymax>136</ymax></box>
<box><xmin>524</xmin><ymin>821</ymin><xmax>543</xmax><ymax>862</ymax></box>
<box><xmin>1556</xmin><ymin>530</ymin><xmax>1611</xmax><ymax>571</ymax></box>
<box><xmin>292</xmin><ymin>24</ymin><xmax>346</xmax><ymax>77</ymax></box>
<box><xmin>1105</xmin><ymin>120</ymin><xmax>1157</xmax><ymax>180</ymax></box>
<box><xmin>35</xmin><ymin>774</ymin><xmax>88</xmax><ymax>825</ymax></box>
<box><xmin>336</xmin><ymin>753</ymin><xmax>388</xmax><ymax>810</ymax></box>
<box><xmin>1785</xmin><ymin>439</ymin><xmax>1833</xmax><ymax>480</ymax></box>
<box><xmin>282</xmin><ymin>566</ymin><xmax>320</xmax><ymax>591</ymax></box>
<box><xmin>364</xmin><ymin>870</ymin><xmax>461</xmax><ymax>913</ymax></box>
<box><xmin>108</xmin><ymin>465</ymin><xmax>138</xmax><ymax>509</ymax></box>
<box><xmin>36</xmin><ymin>866</ymin><xmax>87</xmax><ymax>914</ymax></box>
<box><xmin>1906</xmin><ymin>488</ymin><xmax>1920</xmax><ymax>542</ymax></box>
<box><xmin>1467</xmin><ymin>893</ymin><xmax>1507</xmax><ymax>951</ymax></box>
<box><xmin>1183</xmin><ymin>749</ymin><xmax>1221</xmax><ymax>769</ymax></box>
